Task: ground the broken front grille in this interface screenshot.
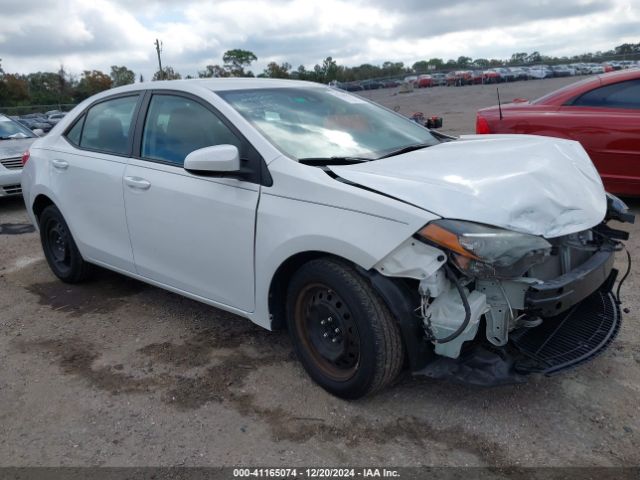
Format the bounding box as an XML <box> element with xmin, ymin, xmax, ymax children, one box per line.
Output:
<box><xmin>511</xmin><ymin>290</ymin><xmax>620</xmax><ymax>375</ymax></box>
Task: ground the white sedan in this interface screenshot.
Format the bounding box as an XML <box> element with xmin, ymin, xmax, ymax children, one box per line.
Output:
<box><xmin>21</xmin><ymin>79</ymin><xmax>633</xmax><ymax>398</ymax></box>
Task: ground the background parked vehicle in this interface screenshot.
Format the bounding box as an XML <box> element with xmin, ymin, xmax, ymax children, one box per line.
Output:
<box><xmin>551</xmin><ymin>65</ymin><xmax>575</xmax><ymax>77</ymax></box>
<box><xmin>17</xmin><ymin>118</ymin><xmax>52</xmax><ymax>133</ymax></box>
<box><xmin>509</xmin><ymin>67</ymin><xmax>529</xmax><ymax>81</ymax></box>
<box><xmin>415</xmin><ymin>74</ymin><xmax>433</xmax><ymax>88</ymax></box>
<box><xmin>482</xmin><ymin>69</ymin><xmax>501</xmax><ymax>83</ymax></box>
<box><xmin>495</xmin><ymin>68</ymin><xmax>515</xmax><ymax>82</ymax></box>
<box><xmin>476</xmin><ymin>69</ymin><xmax>640</xmax><ymax>195</ymax></box>
<box><xmin>46</xmin><ymin>112</ymin><xmax>67</xmax><ymax>125</ymax></box>
<box><xmin>527</xmin><ymin>65</ymin><xmax>553</xmax><ymax>79</ymax></box>
<box><xmin>430</xmin><ymin>73</ymin><xmax>447</xmax><ymax>86</ymax></box>
<box><xmin>0</xmin><ymin>114</ymin><xmax>38</xmax><ymax>197</ymax></box>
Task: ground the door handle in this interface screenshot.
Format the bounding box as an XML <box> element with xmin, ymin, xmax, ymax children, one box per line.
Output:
<box><xmin>52</xmin><ymin>159</ymin><xmax>69</xmax><ymax>170</ymax></box>
<box><xmin>124</xmin><ymin>176</ymin><xmax>151</xmax><ymax>190</ymax></box>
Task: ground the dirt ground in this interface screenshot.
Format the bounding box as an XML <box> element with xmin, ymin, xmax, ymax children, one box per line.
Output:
<box><xmin>1</xmin><ymin>77</ymin><xmax>639</xmax><ymax>468</ymax></box>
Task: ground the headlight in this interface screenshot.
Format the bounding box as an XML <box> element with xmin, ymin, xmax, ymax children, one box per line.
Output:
<box><xmin>417</xmin><ymin>219</ymin><xmax>551</xmax><ymax>278</ymax></box>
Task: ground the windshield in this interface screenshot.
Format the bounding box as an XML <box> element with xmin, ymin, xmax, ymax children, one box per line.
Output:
<box><xmin>217</xmin><ymin>87</ymin><xmax>438</xmax><ymax>160</ymax></box>
<box><xmin>0</xmin><ymin>116</ymin><xmax>36</xmax><ymax>140</ymax></box>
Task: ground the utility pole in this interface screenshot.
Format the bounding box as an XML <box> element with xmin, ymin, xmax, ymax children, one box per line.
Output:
<box><xmin>154</xmin><ymin>39</ymin><xmax>164</xmax><ymax>80</ymax></box>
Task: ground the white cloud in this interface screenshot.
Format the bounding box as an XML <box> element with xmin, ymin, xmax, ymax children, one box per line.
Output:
<box><xmin>0</xmin><ymin>0</ymin><xmax>637</xmax><ymax>79</ymax></box>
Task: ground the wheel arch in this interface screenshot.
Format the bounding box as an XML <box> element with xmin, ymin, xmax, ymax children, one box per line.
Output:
<box><xmin>32</xmin><ymin>193</ymin><xmax>56</xmax><ymax>221</ymax></box>
<box><xmin>268</xmin><ymin>250</ymin><xmax>347</xmax><ymax>330</ymax></box>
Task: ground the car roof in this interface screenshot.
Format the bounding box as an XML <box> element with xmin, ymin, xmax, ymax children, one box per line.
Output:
<box><xmin>533</xmin><ymin>69</ymin><xmax>640</xmax><ymax>105</ymax></box>
<box><xmin>105</xmin><ymin>77</ymin><xmax>322</xmax><ymax>96</ymax></box>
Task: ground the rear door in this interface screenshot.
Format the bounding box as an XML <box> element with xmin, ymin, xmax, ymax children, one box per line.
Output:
<box><xmin>559</xmin><ymin>79</ymin><xmax>640</xmax><ymax>194</ymax></box>
<box><xmin>53</xmin><ymin>94</ymin><xmax>142</xmax><ymax>272</ymax></box>
<box><xmin>122</xmin><ymin>92</ymin><xmax>263</xmax><ymax>312</ymax></box>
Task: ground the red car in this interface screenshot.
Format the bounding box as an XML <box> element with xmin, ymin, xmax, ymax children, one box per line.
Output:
<box><xmin>415</xmin><ymin>74</ymin><xmax>433</xmax><ymax>88</ymax></box>
<box><xmin>476</xmin><ymin>69</ymin><xmax>640</xmax><ymax>195</ymax></box>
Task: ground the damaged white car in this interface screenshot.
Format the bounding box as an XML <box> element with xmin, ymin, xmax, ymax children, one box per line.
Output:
<box><xmin>21</xmin><ymin>79</ymin><xmax>634</xmax><ymax>398</ymax></box>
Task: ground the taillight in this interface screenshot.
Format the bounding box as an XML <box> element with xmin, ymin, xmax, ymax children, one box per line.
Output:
<box><xmin>21</xmin><ymin>150</ymin><xmax>30</xmax><ymax>166</ymax></box>
<box><xmin>475</xmin><ymin>115</ymin><xmax>491</xmax><ymax>134</ymax></box>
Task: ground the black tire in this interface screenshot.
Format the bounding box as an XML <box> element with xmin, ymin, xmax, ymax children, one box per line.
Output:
<box><xmin>39</xmin><ymin>205</ymin><xmax>91</xmax><ymax>283</ymax></box>
<box><xmin>286</xmin><ymin>258</ymin><xmax>404</xmax><ymax>399</ymax></box>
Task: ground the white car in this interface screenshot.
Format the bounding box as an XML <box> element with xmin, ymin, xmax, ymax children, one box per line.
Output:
<box><xmin>0</xmin><ymin>114</ymin><xmax>38</xmax><ymax>197</ymax></box>
<box><xmin>21</xmin><ymin>79</ymin><xmax>633</xmax><ymax>398</ymax></box>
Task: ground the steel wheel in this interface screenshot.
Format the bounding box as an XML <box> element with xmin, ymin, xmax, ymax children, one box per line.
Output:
<box><xmin>38</xmin><ymin>205</ymin><xmax>92</xmax><ymax>283</ymax></box>
<box><xmin>286</xmin><ymin>258</ymin><xmax>404</xmax><ymax>398</ymax></box>
<box><xmin>294</xmin><ymin>284</ymin><xmax>361</xmax><ymax>381</ymax></box>
<box><xmin>45</xmin><ymin>218</ymin><xmax>71</xmax><ymax>274</ymax></box>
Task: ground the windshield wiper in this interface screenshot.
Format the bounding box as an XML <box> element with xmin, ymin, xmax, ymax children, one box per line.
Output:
<box><xmin>299</xmin><ymin>156</ymin><xmax>372</xmax><ymax>166</ymax></box>
<box><xmin>377</xmin><ymin>142</ymin><xmax>434</xmax><ymax>159</ymax></box>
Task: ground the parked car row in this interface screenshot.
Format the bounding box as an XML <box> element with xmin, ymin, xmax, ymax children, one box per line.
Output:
<box><xmin>8</xmin><ymin>110</ymin><xmax>67</xmax><ymax>134</ymax></box>
<box><xmin>333</xmin><ymin>60</ymin><xmax>640</xmax><ymax>91</ymax></box>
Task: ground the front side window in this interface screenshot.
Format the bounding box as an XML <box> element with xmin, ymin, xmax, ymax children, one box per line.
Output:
<box><xmin>80</xmin><ymin>96</ymin><xmax>139</xmax><ymax>154</ymax></box>
<box><xmin>572</xmin><ymin>80</ymin><xmax>640</xmax><ymax>109</ymax></box>
<box><xmin>217</xmin><ymin>87</ymin><xmax>438</xmax><ymax>161</ymax></box>
<box><xmin>141</xmin><ymin>94</ymin><xmax>242</xmax><ymax>166</ymax></box>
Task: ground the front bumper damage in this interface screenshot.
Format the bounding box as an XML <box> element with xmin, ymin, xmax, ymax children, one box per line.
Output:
<box><xmin>414</xmin><ymin>271</ymin><xmax>620</xmax><ymax>386</ymax></box>
<box><xmin>369</xmin><ymin>198</ymin><xmax>633</xmax><ymax>387</ymax></box>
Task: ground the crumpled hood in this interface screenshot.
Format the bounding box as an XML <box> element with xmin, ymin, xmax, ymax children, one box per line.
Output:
<box><xmin>329</xmin><ymin>134</ymin><xmax>606</xmax><ymax>238</ymax></box>
<box><xmin>0</xmin><ymin>137</ymin><xmax>36</xmax><ymax>160</ymax></box>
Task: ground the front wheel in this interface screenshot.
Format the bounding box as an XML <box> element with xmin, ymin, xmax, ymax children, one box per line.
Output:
<box><xmin>39</xmin><ymin>205</ymin><xmax>92</xmax><ymax>283</ymax></box>
<box><xmin>286</xmin><ymin>258</ymin><xmax>404</xmax><ymax>399</ymax></box>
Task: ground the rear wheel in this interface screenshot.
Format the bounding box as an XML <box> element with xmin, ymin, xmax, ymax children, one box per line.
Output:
<box><xmin>286</xmin><ymin>258</ymin><xmax>404</xmax><ymax>399</ymax></box>
<box><xmin>39</xmin><ymin>205</ymin><xmax>91</xmax><ymax>283</ymax></box>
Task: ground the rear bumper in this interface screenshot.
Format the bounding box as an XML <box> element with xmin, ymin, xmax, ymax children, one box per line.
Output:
<box><xmin>524</xmin><ymin>250</ymin><xmax>615</xmax><ymax>316</ymax></box>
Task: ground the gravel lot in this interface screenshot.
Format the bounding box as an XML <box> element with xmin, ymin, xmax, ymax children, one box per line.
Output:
<box><xmin>1</xmin><ymin>77</ymin><xmax>639</xmax><ymax>468</ymax></box>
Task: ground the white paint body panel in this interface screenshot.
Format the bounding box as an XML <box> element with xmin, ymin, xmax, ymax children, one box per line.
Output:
<box><xmin>123</xmin><ymin>159</ymin><xmax>259</xmax><ymax>312</ymax></box>
<box><xmin>330</xmin><ymin>134</ymin><xmax>607</xmax><ymax>238</ymax></box>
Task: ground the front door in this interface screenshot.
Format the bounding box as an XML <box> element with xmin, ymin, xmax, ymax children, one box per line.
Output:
<box><xmin>123</xmin><ymin>93</ymin><xmax>260</xmax><ymax>312</ymax></box>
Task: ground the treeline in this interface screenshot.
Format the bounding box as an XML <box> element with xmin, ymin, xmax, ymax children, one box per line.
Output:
<box><xmin>1</xmin><ymin>42</ymin><xmax>638</xmax><ymax>109</ymax></box>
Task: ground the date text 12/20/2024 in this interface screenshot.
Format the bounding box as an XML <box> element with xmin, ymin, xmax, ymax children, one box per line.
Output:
<box><xmin>233</xmin><ymin>468</ymin><xmax>400</xmax><ymax>478</ymax></box>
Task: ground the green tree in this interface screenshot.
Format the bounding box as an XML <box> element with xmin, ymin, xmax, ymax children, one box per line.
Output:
<box><xmin>457</xmin><ymin>56</ymin><xmax>472</xmax><ymax>68</ymax></box>
<box><xmin>152</xmin><ymin>66</ymin><xmax>181</xmax><ymax>81</ymax></box>
<box><xmin>427</xmin><ymin>58</ymin><xmax>444</xmax><ymax>69</ymax></box>
<box><xmin>222</xmin><ymin>49</ymin><xmax>258</xmax><ymax>77</ymax></box>
<box><xmin>526</xmin><ymin>51</ymin><xmax>542</xmax><ymax>63</ymax></box>
<box><xmin>263</xmin><ymin>61</ymin><xmax>291</xmax><ymax>78</ymax></box>
<box><xmin>110</xmin><ymin>65</ymin><xmax>135</xmax><ymax>87</ymax></box>
<box><xmin>75</xmin><ymin>70</ymin><xmax>112</xmax><ymax>101</ymax></box>
<box><xmin>412</xmin><ymin>60</ymin><xmax>428</xmax><ymax>72</ymax></box>
<box><xmin>509</xmin><ymin>52</ymin><xmax>528</xmax><ymax>65</ymax></box>
<box><xmin>26</xmin><ymin>72</ymin><xmax>66</xmax><ymax>105</ymax></box>
<box><xmin>199</xmin><ymin>64</ymin><xmax>228</xmax><ymax>78</ymax></box>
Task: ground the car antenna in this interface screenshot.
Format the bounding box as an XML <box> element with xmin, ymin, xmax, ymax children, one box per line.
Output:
<box><xmin>497</xmin><ymin>87</ymin><xmax>503</xmax><ymax>120</ymax></box>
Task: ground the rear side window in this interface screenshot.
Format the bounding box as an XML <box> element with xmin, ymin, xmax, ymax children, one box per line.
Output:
<box><xmin>141</xmin><ymin>94</ymin><xmax>242</xmax><ymax>166</ymax></box>
<box><xmin>79</xmin><ymin>96</ymin><xmax>139</xmax><ymax>154</ymax></box>
<box><xmin>572</xmin><ymin>80</ymin><xmax>640</xmax><ymax>109</ymax></box>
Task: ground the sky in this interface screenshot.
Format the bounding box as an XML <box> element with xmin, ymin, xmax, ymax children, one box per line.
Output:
<box><xmin>0</xmin><ymin>0</ymin><xmax>638</xmax><ymax>80</ymax></box>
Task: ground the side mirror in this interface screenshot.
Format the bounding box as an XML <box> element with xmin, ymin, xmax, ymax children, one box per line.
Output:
<box><xmin>184</xmin><ymin>145</ymin><xmax>240</xmax><ymax>174</ymax></box>
<box><xmin>33</xmin><ymin>129</ymin><xmax>45</xmax><ymax>137</ymax></box>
